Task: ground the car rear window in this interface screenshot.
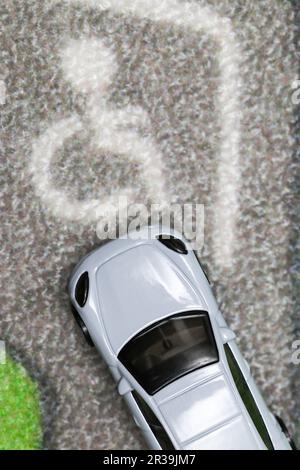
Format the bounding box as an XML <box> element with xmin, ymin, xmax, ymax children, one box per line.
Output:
<box><xmin>118</xmin><ymin>311</ymin><xmax>219</xmax><ymax>395</ymax></box>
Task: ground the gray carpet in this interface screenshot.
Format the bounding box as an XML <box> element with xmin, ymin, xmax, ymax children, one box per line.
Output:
<box><xmin>0</xmin><ymin>0</ymin><xmax>299</xmax><ymax>449</ymax></box>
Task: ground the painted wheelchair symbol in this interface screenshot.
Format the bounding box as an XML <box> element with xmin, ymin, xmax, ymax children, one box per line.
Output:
<box><xmin>30</xmin><ymin>0</ymin><xmax>242</xmax><ymax>268</ymax></box>
<box><xmin>30</xmin><ymin>37</ymin><xmax>168</xmax><ymax>225</ymax></box>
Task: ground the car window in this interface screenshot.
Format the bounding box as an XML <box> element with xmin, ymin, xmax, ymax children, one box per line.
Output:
<box><xmin>132</xmin><ymin>391</ymin><xmax>175</xmax><ymax>450</ymax></box>
<box><xmin>75</xmin><ymin>271</ymin><xmax>89</xmax><ymax>307</ymax></box>
<box><xmin>224</xmin><ymin>344</ymin><xmax>274</xmax><ymax>450</ymax></box>
<box><xmin>118</xmin><ymin>311</ymin><xmax>219</xmax><ymax>395</ymax></box>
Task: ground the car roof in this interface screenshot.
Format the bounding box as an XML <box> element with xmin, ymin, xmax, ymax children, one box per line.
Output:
<box><xmin>95</xmin><ymin>243</ymin><xmax>207</xmax><ymax>352</ymax></box>
<box><xmin>153</xmin><ymin>363</ymin><xmax>265</xmax><ymax>450</ymax></box>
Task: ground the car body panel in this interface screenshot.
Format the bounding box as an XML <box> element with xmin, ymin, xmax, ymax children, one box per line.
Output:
<box><xmin>153</xmin><ymin>363</ymin><xmax>265</xmax><ymax>449</ymax></box>
<box><xmin>183</xmin><ymin>415</ymin><xmax>260</xmax><ymax>450</ymax></box>
<box><xmin>96</xmin><ymin>244</ymin><xmax>206</xmax><ymax>352</ymax></box>
<box><xmin>68</xmin><ymin>225</ymin><xmax>293</xmax><ymax>450</ymax></box>
<box><xmin>158</xmin><ymin>374</ymin><xmax>241</xmax><ymax>444</ymax></box>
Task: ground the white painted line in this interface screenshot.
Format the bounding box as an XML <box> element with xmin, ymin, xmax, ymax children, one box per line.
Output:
<box><xmin>0</xmin><ymin>340</ymin><xmax>5</xmax><ymax>364</ymax></box>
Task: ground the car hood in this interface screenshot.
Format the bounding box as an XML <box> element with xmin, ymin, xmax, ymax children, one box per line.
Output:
<box><xmin>154</xmin><ymin>364</ymin><xmax>264</xmax><ymax>450</ymax></box>
<box><xmin>96</xmin><ymin>244</ymin><xmax>206</xmax><ymax>352</ymax></box>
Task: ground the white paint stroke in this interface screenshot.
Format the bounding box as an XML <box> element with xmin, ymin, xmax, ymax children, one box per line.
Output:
<box><xmin>63</xmin><ymin>0</ymin><xmax>241</xmax><ymax>268</ymax></box>
<box><xmin>0</xmin><ymin>79</ymin><xmax>6</xmax><ymax>105</ymax></box>
<box><xmin>30</xmin><ymin>37</ymin><xmax>168</xmax><ymax>224</ymax></box>
<box><xmin>0</xmin><ymin>340</ymin><xmax>5</xmax><ymax>364</ymax></box>
<box><xmin>51</xmin><ymin>0</ymin><xmax>242</xmax><ymax>268</ymax></box>
<box><xmin>61</xmin><ymin>37</ymin><xmax>168</xmax><ymax>206</ymax></box>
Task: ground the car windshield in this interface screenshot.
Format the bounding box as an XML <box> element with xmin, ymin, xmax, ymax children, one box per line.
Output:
<box><xmin>118</xmin><ymin>311</ymin><xmax>219</xmax><ymax>395</ymax></box>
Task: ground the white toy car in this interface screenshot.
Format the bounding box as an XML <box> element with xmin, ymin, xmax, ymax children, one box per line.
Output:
<box><xmin>69</xmin><ymin>226</ymin><xmax>295</xmax><ymax>450</ymax></box>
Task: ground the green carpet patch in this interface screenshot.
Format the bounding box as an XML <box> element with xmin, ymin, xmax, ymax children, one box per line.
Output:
<box><xmin>0</xmin><ymin>356</ymin><xmax>42</xmax><ymax>449</ymax></box>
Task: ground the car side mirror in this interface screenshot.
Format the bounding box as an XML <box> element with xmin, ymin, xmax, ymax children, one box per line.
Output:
<box><xmin>220</xmin><ymin>327</ymin><xmax>236</xmax><ymax>344</ymax></box>
<box><xmin>117</xmin><ymin>376</ymin><xmax>133</xmax><ymax>396</ymax></box>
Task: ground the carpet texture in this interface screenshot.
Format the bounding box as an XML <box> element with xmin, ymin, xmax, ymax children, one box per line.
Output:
<box><xmin>0</xmin><ymin>0</ymin><xmax>299</xmax><ymax>449</ymax></box>
<box><xmin>0</xmin><ymin>356</ymin><xmax>42</xmax><ymax>450</ymax></box>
